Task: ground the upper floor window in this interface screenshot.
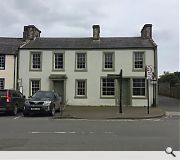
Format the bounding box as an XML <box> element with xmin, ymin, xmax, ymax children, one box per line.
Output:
<box><xmin>133</xmin><ymin>78</ymin><xmax>145</xmax><ymax>96</ymax></box>
<box><xmin>30</xmin><ymin>52</ymin><xmax>42</xmax><ymax>71</ymax></box>
<box><xmin>76</xmin><ymin>52</ymin><xmax>87</xmax><ymax>71</ymax></box>
<box><xmin>101</xmin><ymin>77</ymin><xmax>115</xmax><ymax>97</ymax></box>
<box><xmin>103</xmin><ymin>52</ymin><xmax>115</xmax><ymax>71</ymax></box>
<box><xmin>0</xmin><ymin>55</ymin><xmax>5</xmax><ymax>70</ymax></box>
<box><xmin>30</xmin><ymin>79</ymin><xmax>41</xmax><ymax>96</ymax></box>
<box><xmin>75</xmin><ymin>79</ymin><xmax>87</xmax><ymax>98</ymax></box>
<box><xmin>53</xmin><ymin>52</ymin><xmax>64</xmax><ymax>70</ymax></box>
<box><xmin>0</xmin><ymin>78</ymin><xmax>5</xmax><ymax>89</ymax></box>
<box><xmin>133</xmin><ymin>52</ymin><xmax>144</xmax><ymax>70</ymax></box>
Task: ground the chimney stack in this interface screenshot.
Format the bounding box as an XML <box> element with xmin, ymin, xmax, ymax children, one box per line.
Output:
<box><xmin>23</xmin><ymin>25</ymin><xmax>41</xmax><ymax>41</ymax></box>
<box><xmin>141</xmin><ymin>24</ymin><xmax>152</xmax><ymax>39</ymax></box>
<box><xmin>92</xmin><ymin>25</ymin><xmax>100</xmax><ymax>40</ymax></box>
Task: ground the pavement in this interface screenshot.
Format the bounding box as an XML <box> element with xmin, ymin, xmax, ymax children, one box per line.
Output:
<box><xmin>55</xmin><ymin>105</ymin><xmax>165</xmax><ymax>120</ymax></box>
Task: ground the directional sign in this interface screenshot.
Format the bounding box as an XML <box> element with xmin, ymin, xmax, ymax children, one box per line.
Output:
<box><xmin>145</xmin><ymin>65</ymin><xmax>153</xmax><ymax>80</ymax></box>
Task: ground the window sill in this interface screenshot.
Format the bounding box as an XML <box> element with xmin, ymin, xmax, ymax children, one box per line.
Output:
<box><xmin>74</xmin><ymin>69</ymin><xmax>88</xmax><ymax>72</ymax></box>
<box><xmin>102</xmin><ymin>68</ymin><xmax>115</xmax><ymax>72</ymax></box>
<box><xmin>74</xmin><ymin>96</ymin><xmax>87</xmax><ymax>99</ymax></box>
<box><xmin>132</xmin><ymin>96</ymin><xmax>146</xmax><ymax>99</ymax></box>
<box><xmin>29</xmin><ymin>69</ymin><xmax>42</xmax><ymax>72</ymax></box>
<box><xmin>132</xmin><ymin>68</ymin><xmax>145</xmax><ymax>72</ymax></box>
<box><xmin>52</xmin><ymin>69</ymin><xmax>65</xmax><ymax>72</ymax></box>
<box><xmin>100</xmin><ymin>96</ymin><xmax>115</xmax><ymax>99</ymax></box>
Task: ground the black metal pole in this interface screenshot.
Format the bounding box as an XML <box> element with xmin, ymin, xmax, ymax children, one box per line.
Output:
<box><xmin>147</xmin><ymin>79</ymin><xmax>150</xmax><ymax>114</ymax></box>
<box><xmin>119</xmin><ymin>69</ymin><xmax>123</xmax><ymax>113</ymax></box>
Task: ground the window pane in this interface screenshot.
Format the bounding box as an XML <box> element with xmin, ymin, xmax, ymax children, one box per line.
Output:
<box><xmin>55</xmin><ymin>53</ymin><xmax>63</xmax><ymax>69</ymax></box>
<box><xmin>0</xmin><ymin>79</ymin><xmax>5</xmax><ymax>89</ymax></box>
<box><xmin>133</xmin><ymin>79</ymin><xmax>145</xmax><ymax>96</ymax></box>
<box><xmin>32</xmin><ymin>52</ymin><xmax>41</xmax><ymax>69</ymax></box>
<box><xmin>104</xmin><ymin>53</ymin><xmax>113</xmax><ymax>69</ymax></box>
<box><xmin>102</xmin><ymin>78</ymin><xmax>115</xmax><ymax>96</ymax></box>
<box><xmin>134</xmin><ymin>52</ymin><xmax>144</xmax><ymax>69</ymax></box>
<box><xmin>0</xmin><ymin>55</ymin><xmax>5</xmax><ymax>70</ymax></box>
<box><xmin>77</xmin><ymin>53</ymin><xmax>86</xmax><ymax>69</ymax></box>
<box><xmin>76</xmin><ymin>80</ymin><xmax>86</xmax><ymax>96</ymax></box>
<box><xmin>31</xmin><ymin>80</ymin><xmax>40</xmax><ymax>95</ymax></box>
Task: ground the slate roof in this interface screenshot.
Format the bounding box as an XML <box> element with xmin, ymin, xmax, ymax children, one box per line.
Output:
<box><xmin>0</xmin><ymin>37</ymin><xmax>22</xmax><ymax>55</ymax></box>
<box><xmin>21</xmin><ymin>37</ymin><xmax>156</xmax><ymax>50</ymax></box>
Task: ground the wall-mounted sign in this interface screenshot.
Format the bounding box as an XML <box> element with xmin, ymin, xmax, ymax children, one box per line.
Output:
<box><xmin>145</xmin><ymin>65</ymin><xmax>153</xmax><ymax>80</ymax></box>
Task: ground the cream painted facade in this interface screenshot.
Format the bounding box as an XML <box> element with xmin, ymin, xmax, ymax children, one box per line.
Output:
<box><xmin>0</xmin><ymin>55</ymin><xmax>16</xmax><ymax>89</ymax></box>
<box><xmin>18</xmin><ymin>49</ymin><xmax>155</xmax><ymax>107</ymax></box>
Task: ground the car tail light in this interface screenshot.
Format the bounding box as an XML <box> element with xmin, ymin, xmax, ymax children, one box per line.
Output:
<box><xmin>6</xmin><ymin>90</ymin><xmax>12</xmax><ymax>103</ymax></box>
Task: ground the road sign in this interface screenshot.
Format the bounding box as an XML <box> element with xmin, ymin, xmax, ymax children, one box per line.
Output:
<box><xmin>145</xmin><ymin>65</ymin><xmax>153</xmax><ymax>80</ymax></box>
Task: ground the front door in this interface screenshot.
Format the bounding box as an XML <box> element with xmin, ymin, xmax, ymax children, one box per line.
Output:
<box><xmin>122</xmin><ymin>78</ymin><xmax>131</xmax><ymax>106</ymax></box>
<box><xmin>53</xmin><ymin>80</ymin><xmax>65</xmax><ymax>103</ymax></box>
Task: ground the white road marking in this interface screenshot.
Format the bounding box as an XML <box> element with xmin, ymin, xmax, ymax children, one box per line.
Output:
<box><xmin>14</xmin><ymin>116</ymin><xmax>22</xmax><ymax>119</ymax></box>
<box><xmin>30</xmin><ymin>131</ymin><xmax>113</xmax><ymax>134</ymax></box>
<box><xmin>104</xmin><ymin>131</ymin><xmax>112</xmax><ymax>134</ymax></box>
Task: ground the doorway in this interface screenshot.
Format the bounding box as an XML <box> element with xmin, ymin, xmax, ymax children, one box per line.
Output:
<box><xmin>53</xmin><ymin>80</ymin><xmax>65</xmax><ymax>103</ymax></box>
<box><xmin>122</xmin><ymin>78</ymin><xmax>131</xmax><ymax>106</ymax></box>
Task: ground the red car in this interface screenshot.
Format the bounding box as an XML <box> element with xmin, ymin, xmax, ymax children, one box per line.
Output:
<box><xmin>0</xmin><ymin>89</ymin><xmax>26</xmax><ymax>115</ymax></box>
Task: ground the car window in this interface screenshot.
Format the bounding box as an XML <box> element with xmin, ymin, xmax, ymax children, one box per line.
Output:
<box><xmin>32</xmin><ymin>91</ymin><xmax>54</xmax><ymax>99</ymax></box>
<box><xmin>12</xmin><ymin>91</ymin><xmax>20</xmax><ymax>98</ymax></box>
<box><xmin>0</xmin><ymin>90</ymin><xmax>6</xmax><ymax>96</ymax></box>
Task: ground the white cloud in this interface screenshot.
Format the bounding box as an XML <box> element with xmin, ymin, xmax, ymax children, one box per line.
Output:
<box><xmin>0</xmin><ymin>0</ymin><xmax>179</xmax><ymax>74</ymax></box>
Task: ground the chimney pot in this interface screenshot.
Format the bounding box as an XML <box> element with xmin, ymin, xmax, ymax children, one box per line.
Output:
<box><xmin>92</xmin><ymin>25</ymin><xmax>100</xmax><ymax>40</ymax></box>
<box><xmin>141</xmin><ymin>24</ymin><xmax>152</xmax><ymax>39</ymax></box>
<box><xmin>23</xmin><ymin>25</ymin><xmax>41</xmax><ymax>41</ymax></box>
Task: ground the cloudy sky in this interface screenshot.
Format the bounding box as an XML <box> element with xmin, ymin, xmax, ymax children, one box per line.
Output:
<box><xmin>0</xmin><ymin>0</ymin><xmax>179</xmax><ymax>75</ymax></box>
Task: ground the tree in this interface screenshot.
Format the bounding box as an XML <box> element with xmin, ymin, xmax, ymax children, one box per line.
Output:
<box><xmin>159</xmin><ymin>72</ymin><xmax>180</xmax><ymax>86</ymax></box>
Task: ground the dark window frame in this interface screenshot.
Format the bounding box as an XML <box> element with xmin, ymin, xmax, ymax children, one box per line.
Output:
<box><xmin>0</xmin><ymin>55</ymin><xmax>5</xmax><ymax>70</ymax></box>
<box><xmin>132</xmin><ymin>78</ymin><xmax>146</xmax><ymax>96</ymax></box>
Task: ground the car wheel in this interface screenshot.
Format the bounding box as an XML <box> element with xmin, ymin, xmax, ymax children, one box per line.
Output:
<box><xmin>23</xmin><ymin>112</ymin><xmax>29</xmax><ymax>117</ymax></box>
<box><xmin>50</xmin><ymin>106</ymin><xmax>55</xmax><ymax>116</ymax></box>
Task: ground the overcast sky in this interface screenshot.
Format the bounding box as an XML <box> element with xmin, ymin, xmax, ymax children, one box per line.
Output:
<box><xmin>0</xmin><ymin>0</ymin><xmax>179</xmax><ymax>75</ymax></box>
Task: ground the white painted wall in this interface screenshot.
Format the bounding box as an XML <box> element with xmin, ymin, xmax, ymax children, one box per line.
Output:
<box><xmin>0</xmin><ymin>55</ymin><xmax>16</xmax><ymax>89</ymax></box>
<box><xmin>19</xmin><ymin>49</ymin><xmax>155</xmax><ymax>106</ymax></box>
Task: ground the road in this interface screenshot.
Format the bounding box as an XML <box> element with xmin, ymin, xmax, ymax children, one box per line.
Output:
<box><xmin>0</xmin><ymin>96</ymin><xmax>179</xmax><ymax>151</ymax></box>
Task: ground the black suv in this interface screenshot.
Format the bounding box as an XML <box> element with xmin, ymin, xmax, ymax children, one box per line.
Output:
<box><xmin>0</xmin><ymin>89</ymin><xmax>26</xmax><ymax>115</ymax></box>
<box><xmin>23</xmin><ymin>90</ymin><xmax>62</xmax><ymax>116</ymax></box>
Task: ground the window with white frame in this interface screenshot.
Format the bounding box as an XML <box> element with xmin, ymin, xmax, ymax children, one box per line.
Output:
<box><xmin>133</xmin><ymin>78</ymin><xmax>145</xmax><ymax>96</ymax></box>
<box><xmin>133</xmin><ymin>52</ymin><xmax>144</xmax><ymax>69</ymax></box>
<box><xmin>30</xmin><ymin>52</ymin><xmax>41</xmax><ymax>70</ymax></box>
<box><xmin>101</xmin><ymin>78</ymin><xmax>115</xmax><ymax>96</ymax></box>
<box><xmin>76</xmin><ymin>53</ymin><xmax>87</xmax><ymax>70</ymax></box>
<box><xmin>103</xmin><ymin>52</ymin><xmax>114</xmax><ymax>70</ymax></box>
<box><xmin>0</xmin><ymin>55</ymin><xmax>5</xmax><ymax>70</ymax></box>
<box><xmin>75</xmin><ymin>80</ymin><xmax>87</xmax><ymax>97</ymax></box>
<box><xmin>30</xmin><ymin>80</ymin><xmax>40</xmax><ymax>95</ymax></box>
<box><xmin>0</xmin><ymin>78</ymin><xmax>5</xmax><ymax>89</ymax></box>
<box><xmin>54</xmin><ymin>53</ymin><xmax>64</xmax><ymax>70</ymax></box>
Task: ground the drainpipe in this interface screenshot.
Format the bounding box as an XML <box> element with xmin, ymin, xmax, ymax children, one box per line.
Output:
<box><xmin>154</xmin><ymin>45</ymin><xmax>158</xmax><ymax>106</ymax></box>
<box><xmin>13</xmin><ymin>54</ymin><xmax>16</xmax><ymax>89</ymax></box>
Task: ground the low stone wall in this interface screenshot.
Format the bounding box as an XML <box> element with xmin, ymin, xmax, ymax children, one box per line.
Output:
<box><xmin>159</xmin><ymin>82</ymin><xmax>180</xmax><ymax>99</ymax></box>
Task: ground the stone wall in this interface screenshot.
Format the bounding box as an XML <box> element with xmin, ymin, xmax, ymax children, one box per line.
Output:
<box><xmin>159</xmin><ymin>82</ymin><xmax>180</xmax><ymax>99</ymax></box>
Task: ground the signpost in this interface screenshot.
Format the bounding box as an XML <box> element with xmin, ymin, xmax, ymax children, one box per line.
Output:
<box><xmin>145</xmin><ymin>65</ymin><xmax>153</xmax><ymax>114</ymax></box>
<box><xmin>107</xmin><ymin>69</ymin><xmax>123</xmax><ymax>113</ymax></box>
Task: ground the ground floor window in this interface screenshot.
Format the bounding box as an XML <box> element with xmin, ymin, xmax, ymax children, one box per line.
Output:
<box><xmin>133</xmin><ymin>78</ymin><xmax>145</xmax><ymax>96</ymax></box>
<box><xmin>75</xmin><ymin>79</ymin><xmax>87</xmax><ymax>98</ymax></box>
<box><xmin>0</xmin><ymin>78</ymin><xmax>5</xmax><ymax>89</ymax></box>
<box><xmin>101</xmin><ymin>77</ymin><xmax>115</xmax><ymax>97</ymax></box>
<box><xmin>30</xmin><ymin>80</ymin><xmax>41</xmax><ymax>95</ymax></box>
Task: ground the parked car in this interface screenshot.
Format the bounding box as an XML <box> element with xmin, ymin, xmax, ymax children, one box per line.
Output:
<box><xmin>23</xmin><ymin>90</ymin><xmax>62</xmax><ymax>116</ymax></box>
<box><xmin>0</xmin><ymin>89</ymin><xmax>26</xmax><ymax>115</ymax></box>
